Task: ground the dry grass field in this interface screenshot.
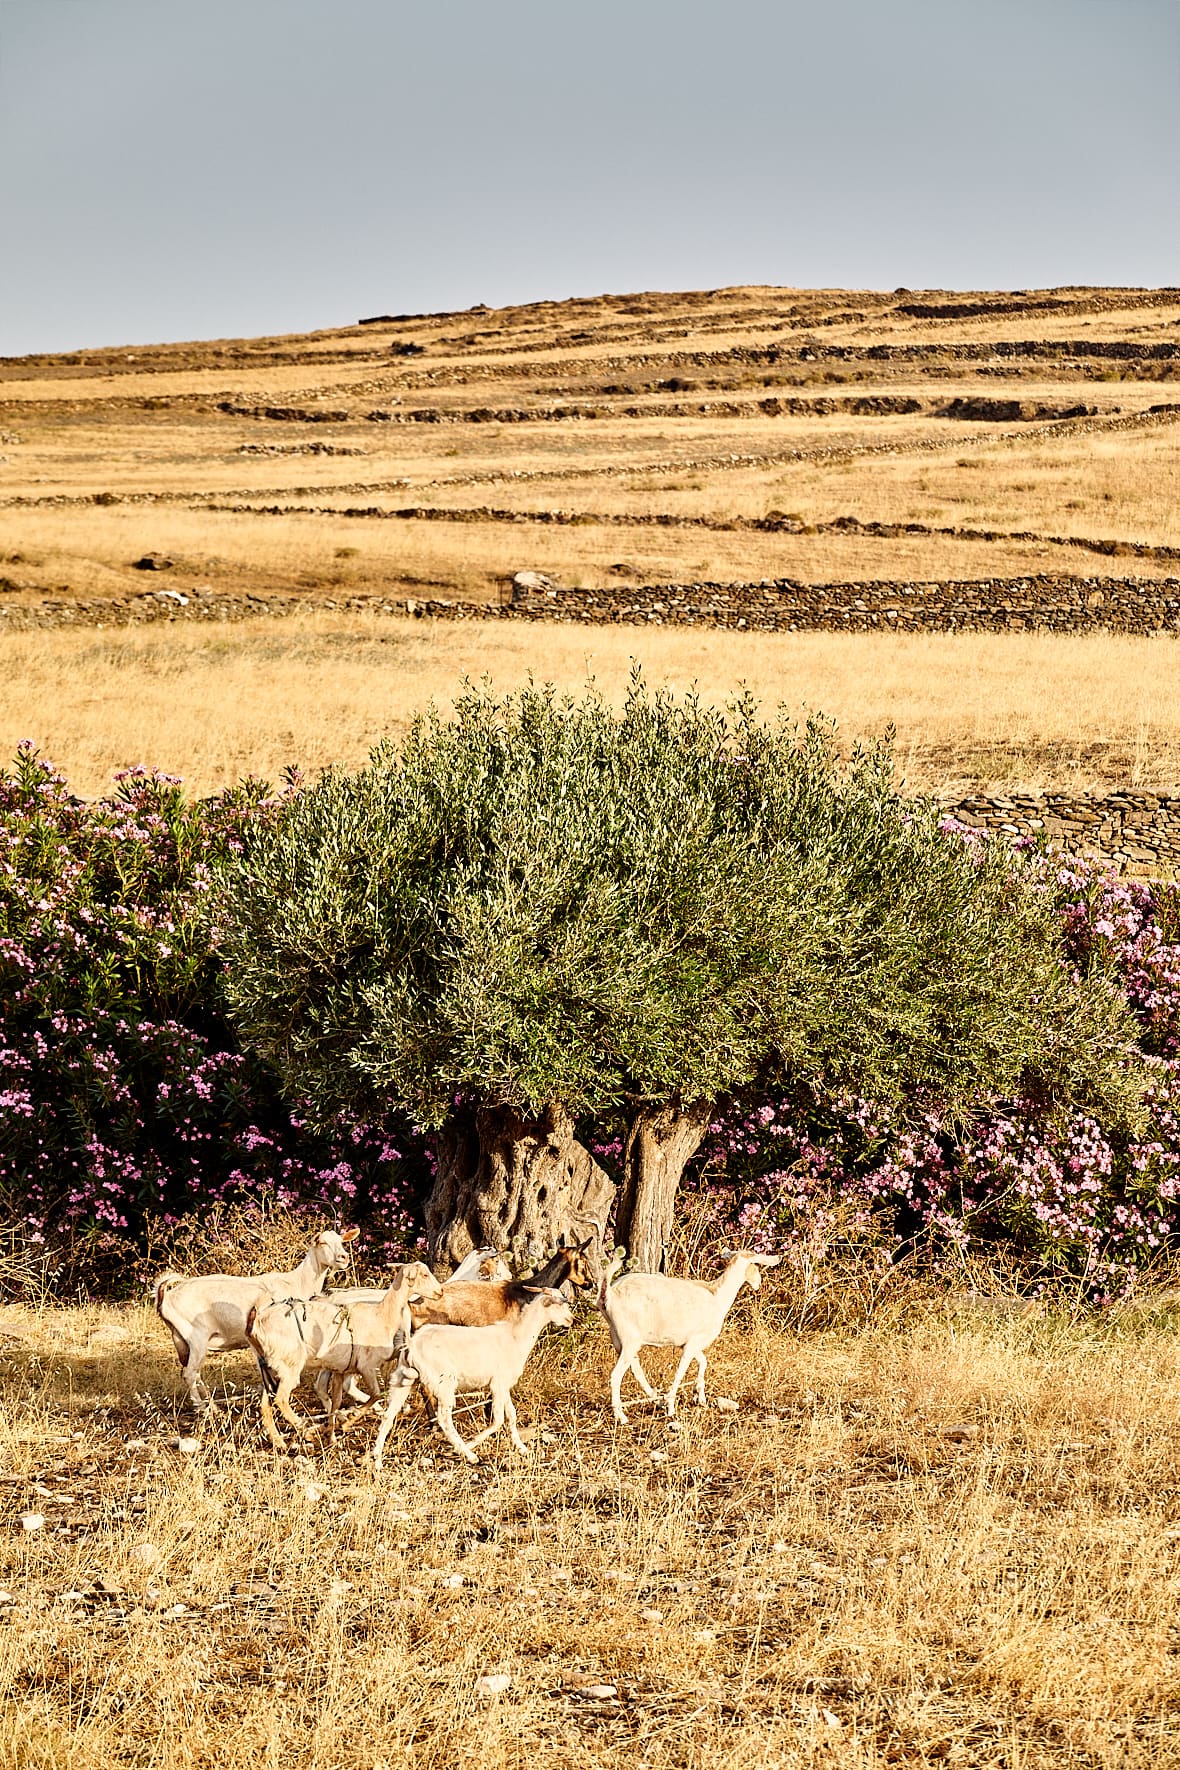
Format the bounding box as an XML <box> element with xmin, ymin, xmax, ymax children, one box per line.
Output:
<box><xmin>3</xmin><ymin>1289</ymin><xmax>1180</xmax><ymax>1769</ymax></box>
<box><xmin>4</xmin><ymin>284</ymin><xmax>1180</xmax><ymax>795</ymax></box>
<box><xmin>4</xmin><ymin>615</ymin><xmax>1180</xmax><ymax>799</ymax></box>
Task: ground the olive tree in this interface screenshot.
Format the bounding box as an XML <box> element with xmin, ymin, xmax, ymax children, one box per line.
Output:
<box><xmin>216</xmin><ymin>679</ymin><xmax>1140</xmax><ymax>1270</ymax></box>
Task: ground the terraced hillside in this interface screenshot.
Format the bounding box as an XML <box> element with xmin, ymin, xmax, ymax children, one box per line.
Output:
<box><xmin>3</xmin><ymin>284</ymin><xmax>1180</xmax><ymax>619</ymax></box>
<box><xmin>5</xmin><ymin>287</ymin><xmax>1180</xmax><ymax>818</ymax></box>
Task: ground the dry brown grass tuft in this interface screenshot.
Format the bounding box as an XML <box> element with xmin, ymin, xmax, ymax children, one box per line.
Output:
<box><xmin>2</xmin><ymin>1294</ymin><xmax>1180</xmax><ymax>1767</ymax></box>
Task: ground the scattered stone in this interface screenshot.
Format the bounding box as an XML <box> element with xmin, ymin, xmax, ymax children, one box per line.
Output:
<box><xmin>20</xmin><ymin>1514</ymin><xmax>45</xmax><ymax>1532</ymax></box>
<box><xmin>649</xmin><ymin>1450</ymin><xmax>667</xmax><ymax>1464</ymax></box>
<box><xmin>132</xmin><ymin>553</ymin><xmax>174</xmax><ymax>571</ymax></box>
<box><xmin>943</xmin><ymin>1423</ymin><xmax>982</xmax><ymax>1444</ymax></box>
<box><xmin>476</xmin><ymin>1672</ymin><xmax>512</xmax><ymax>1696</ymax></box>
<box><xmin>172</xmin><ymin>1436</ymin><xmax>200</xmax><ymax>1455</ymax></box>
<box><xmin>821</xmin><ymin>1708</ymin><xmax>844</xmax><ymax>1730</ymax></box>
<box><xmin>715</xmin><ymin>1396</ymin><xmax>739</xmax><ymax>1413</ymax></box>
<box><xmin>639</xmin><ymin>1608</ymin><xmax>664</xmax><ymax>1625</ymax></box>
<box><xmin>131</xmin><ymin>1543</ymin><xmax>161</xmax><ymax>1566</ymax></box>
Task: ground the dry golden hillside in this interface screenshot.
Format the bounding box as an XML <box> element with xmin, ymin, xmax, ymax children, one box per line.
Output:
<box><xmin>3</xmin><ymin>284</ymin><xmax>1180</xmax><ymax>610</ymax></box>
<box><xmin>4</xmin><ymin>285</ymin><xmax>1180</xmax><ymax>797</ymax></box>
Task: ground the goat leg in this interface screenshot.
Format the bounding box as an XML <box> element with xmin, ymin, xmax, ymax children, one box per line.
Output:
<box><xmin>373</xmin><ymin>1367</ymin><xmax>417</xmax><ymax>1472</ymax></box>
<box><xmin>259</xmin><ymin>1390</ymin><xmax>291</xmax><ymax>1456</ymax></box>
<box><xmin>433</xmin><ymin>1380</ymin><xmax>479</xmax><ymax>1464</ymax></box>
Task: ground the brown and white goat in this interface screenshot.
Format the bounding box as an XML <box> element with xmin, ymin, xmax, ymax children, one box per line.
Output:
<box><xmin>411</xmin><ymin>1236</ymin><xmax>595</xmax><ymax>1328</ymax></box>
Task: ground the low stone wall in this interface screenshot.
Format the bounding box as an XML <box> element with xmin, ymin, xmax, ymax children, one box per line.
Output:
<box><xmin>943</xmin><ymin>792</ymin><xmax>1180</xmax><ymax>872</ymax></box>
<box><xmin>475</xmin><ymin>573</ymin><xmax>1180</xmax><ymax>636</ymax></box>
<box><xmin>5</xmin><ymin>572</ymin><xmax>1180</xmax><ymax>638</ymax></box>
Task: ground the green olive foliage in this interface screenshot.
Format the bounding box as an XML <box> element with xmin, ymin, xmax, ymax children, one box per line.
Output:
<box><xmin>215</xmin><ymin>679</ymin><xmax>1141</xmax><ymax>1135</ymax></box>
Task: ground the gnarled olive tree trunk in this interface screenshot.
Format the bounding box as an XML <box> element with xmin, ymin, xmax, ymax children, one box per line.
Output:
<box><xmin>614</xmin><ymin>1100</ymin><xmax>713</xmax><ymax>1272</ymax></box>
<box><xmin>425</xmin><ymin>1101</ymin><xmax>614</xmax><ymax>1273</ymax></box>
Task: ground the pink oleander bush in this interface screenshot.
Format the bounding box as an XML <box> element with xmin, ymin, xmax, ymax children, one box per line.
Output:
<box><xmin>690</xmin><ymin>849</ymin><xmax>1180</xmax><ymax>1300</ymax></box>
<box><xmin>4</xmin><ymin>741</ymin><xmax>1180</xmax><ymax>1301</ymax></box>
<box><xmin>0</xmin><ymin>746</ymin><xmax>423</xmax><ymax>1290</ymax></box>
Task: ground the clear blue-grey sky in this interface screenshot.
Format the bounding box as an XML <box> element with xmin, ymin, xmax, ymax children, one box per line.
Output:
<box><xmin>2</xmin><ymin>0</ymin><xmax>1177</xmax><ymax>355</ymax></box>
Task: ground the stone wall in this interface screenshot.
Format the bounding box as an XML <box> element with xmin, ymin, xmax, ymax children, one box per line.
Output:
<box><xmin>5</xmin><ymin>572</ymin><xmax>1180</xmax><ymax>639</ymax></box>
<box><xmin>942</xmin><ymin>793</ymin><xmax>1180</xmax><ymax>873</ymax></box>
<box><xmin>463</xmin><ymin>572</ymin><xmax>1180</xmax><ymax>636</ymax></box>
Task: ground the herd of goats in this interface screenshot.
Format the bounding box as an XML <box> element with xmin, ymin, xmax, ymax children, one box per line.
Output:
<box><xmin>153</xmin><ymin>1228</ymin><xmax>782</xmax><ymax>1465</ymax></box>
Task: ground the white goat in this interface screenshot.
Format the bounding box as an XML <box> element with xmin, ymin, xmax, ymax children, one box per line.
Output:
<box><xmin>373</xmin><ymin>1286</ymin><xmax>572</xmax><ymax>1469</ymax></box>
<box><xmin>154</xmin><ymin>1227</ymin><xmax>358</xmax><ymax>1412</ymax></box>
<box><xmin>247</xmin><ymin>1261</ymin><xmax>443</xmax><ymax>1452</ymax></box>
<box><xmin>311</xmin><ymin>1246</ymin><xmax>512</xmax><ymax>1407</ymax></box>
<box><xmin>448</xmin><ymin>1247</ymin><xmax>513</xmax><ymax>1284</ymax></box>
<box><xmin>598</xmin><ymin>1249</ymin><xmax>780</xmax><ymax>1423</ymax></box>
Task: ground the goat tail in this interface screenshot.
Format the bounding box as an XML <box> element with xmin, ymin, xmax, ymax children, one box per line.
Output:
<box><xmin>597</xmin><ymin>1244</ymin><xmax>627</xmax><ymax>1312</ymax></box>
<box><xmin>244</xmin><ymin>1307</ymin><xmax>280</xmax><ymax>1397</ymax></box>
<box><xmin>153</xmin><ymin>1271</ymin><xmax>184</xmax><ymax>1320</ymax></box>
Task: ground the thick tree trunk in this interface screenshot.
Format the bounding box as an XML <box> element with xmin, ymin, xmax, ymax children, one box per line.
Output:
<box><xmin>425</xmin><ymin>1101</ymin><xmax>614</xmax><ymax>1274</ymax></box>
<box><xmin>423</xmin><ymin>1112</ymin><xmax>479</xmax><ymax>1262</ymax></box>
<box><xmin>615</xmin><ymin>1100</ymin><xmax>714</xmax><ymax>1272</ymax></box>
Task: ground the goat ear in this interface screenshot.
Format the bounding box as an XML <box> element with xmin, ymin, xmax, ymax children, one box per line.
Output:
<box><xmin>340</xmin><ymin>1226</ymin><xmax>360</xmax><ymax>1243</ymax></box>
<box><xmin>577</xmin><ymin>1235</ymin><xmax>593</xmax><ymax>1253</ymax></box>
